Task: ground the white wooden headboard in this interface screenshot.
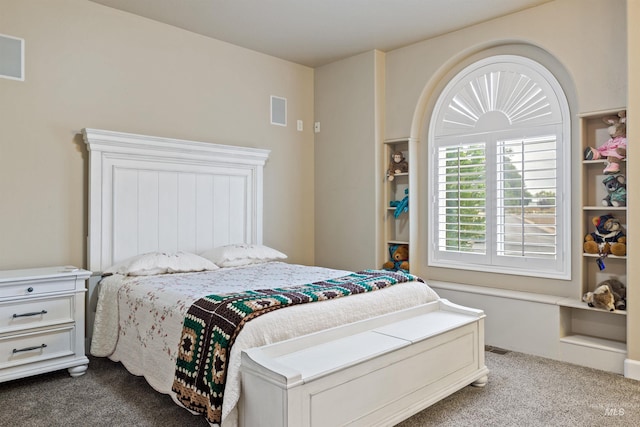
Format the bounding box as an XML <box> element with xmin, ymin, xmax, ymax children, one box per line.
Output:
<box><xmin>83</xmin><ymin>128</ymin><xmax>270</xmax><ymax>273</ymax></box>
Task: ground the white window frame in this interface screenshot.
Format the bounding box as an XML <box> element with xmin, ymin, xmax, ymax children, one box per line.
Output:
<box><xmin>428</xmin><ymin>55</ymin><xmax>571</xmax><ymax>280</ymax></box>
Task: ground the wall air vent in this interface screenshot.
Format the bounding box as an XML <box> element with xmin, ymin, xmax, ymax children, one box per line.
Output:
<box><xmin>0</xmin><ymin>34</ymin><xmax>24</xmax><ymax>81</ymax></box>
<box><xmin>270</xmin><ymin>95</ymin><xmax>287</xmax><ymax>126</ymax></box>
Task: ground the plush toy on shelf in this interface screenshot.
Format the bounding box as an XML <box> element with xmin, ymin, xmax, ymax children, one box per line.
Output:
<box><xmin>387</xmin><ymin>151</ymin><xmax>408</xmax><ymax>181</ymax></box>
<box><xmin>601</xmin><ymin>174</ymin><xmax>626</xmax><ymax>207</ymax></box>
<box><xmin>582</xmin><ymin>278</ymin><xmax>627</xmax><ymax>311</ymax></box>
<box><xmin>583</xmin><ymin>110</ymin><xmax>627</xmax><ymax>174</ymax></box>
<box><xmin>389</xmin><ymin>188</ymin><xmax>409</xmax><ymax>218</ymax></box>
<box><xmin>382</xmin><ymin>244</ymin><xmax>409</xmax><ymax>272</ymax></box>
<box><xmin>583</xmin><ymin>213</ymin><xmax>626</xmax><ymax>257</ymax></box>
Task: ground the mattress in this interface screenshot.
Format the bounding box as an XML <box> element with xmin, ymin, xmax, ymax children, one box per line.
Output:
<box><xmin>90</xmin><ymin>261</ymin><xmax>439</xmax><ymax>426</ymax></box>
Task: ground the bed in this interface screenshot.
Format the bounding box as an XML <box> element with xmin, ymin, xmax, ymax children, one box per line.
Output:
<box><xmin>83</xmin><ymin>128</ymin><xmax>488</xmax><ymax>427</ymax></box>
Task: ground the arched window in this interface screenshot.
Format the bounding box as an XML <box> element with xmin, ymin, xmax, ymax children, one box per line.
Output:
<box><xmin>428</xmin><ymin>55</ymin><xmax>571</xmax><ymax>279</ymax></box>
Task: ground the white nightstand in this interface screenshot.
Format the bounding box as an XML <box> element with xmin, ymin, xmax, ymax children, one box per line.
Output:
<box><xmin>0</xmin><ymin>266</ymin><xmax>92</xmax><ymax>382</ymax></box>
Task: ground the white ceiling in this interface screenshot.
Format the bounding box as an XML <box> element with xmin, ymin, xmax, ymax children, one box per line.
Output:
<box><xmin>89</xmin><ymin>0</ymin><xmax>551</xmax><ymax>67</ymax></box>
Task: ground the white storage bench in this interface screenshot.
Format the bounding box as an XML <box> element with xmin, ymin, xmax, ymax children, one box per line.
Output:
<box><xmin>240</xmin><ymin>299</ymin><xmax>489</xmax><ymax>427</ymax></box>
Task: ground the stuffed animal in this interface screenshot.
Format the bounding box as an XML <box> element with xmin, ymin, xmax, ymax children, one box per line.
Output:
<box><xmin>387</xmin><ymin>151</ymin><xmax>408</xmax><ymax>181</ymax></box>
<box><xmin>583</xmin><ymin>214</ymin><xmax>626</xmax><ymax>256</ymax></box>
<box><xmin>382</xmin><ymin>244</ymin><xmax>409</xmax><ymax>272</ymax></box>
<box><xmin>601</xmin><ymin>174</ymin><xmax>626</xmax><ymax>207</ymax></box>
<box><xmin>389</xmin><ymin>188</ymin><xmax>409</xmax><ymax>218</ymax></box>
<box><xmin>582</xmin><ymin>278</ymin><xmax>626</xmax><ymax>311</ymax></box>
<box><xmin>584</xmin><ymin>110</ymin><xmax>627</xmax><ymax>174</ymax></box>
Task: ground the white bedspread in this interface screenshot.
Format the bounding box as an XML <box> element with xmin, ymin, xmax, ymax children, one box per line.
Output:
<box><xmin>90</xmin><ymin>262</ymin><xmax>439</xmax><ymax>426</ymax></box>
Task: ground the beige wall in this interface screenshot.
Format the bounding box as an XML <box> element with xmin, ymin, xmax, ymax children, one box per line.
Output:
<box><xmin>314</xmin><ymin>50</ymin><xmax>382</xmax><ymax>270</ymax></box>
<box><xmin>626</xmin><ymin>0</ymin><xmax>638</xmax><ymax>367</ymax></box>
<box><xmin>384</xmin><ymin>0</ymin><xmax>627</xmax><ymax>297</ymax></box>
<box><xmin>0</xmin><ymin>0</ymin><xmax>315</xmax><ymax>270</ymax></box>
<box><xmin>386</xmin><ymin>0</ymin><xmax>626</xmax><ymax>138</ymax></box>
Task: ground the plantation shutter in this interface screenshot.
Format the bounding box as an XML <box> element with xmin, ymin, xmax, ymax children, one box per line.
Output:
<box><xmin>428</xmin><ymin>55</ymin><xmax>570</xmax><ymax>279</ymax></box>
<box><xmin>496</xmin><ymin>135</ymin><xmax>557</xmax><ymax>259</ymax></box>
<box><xmin>436</xmin><ymin>142</ymin><xmax>487</xmax><ymax>255</ymax></box>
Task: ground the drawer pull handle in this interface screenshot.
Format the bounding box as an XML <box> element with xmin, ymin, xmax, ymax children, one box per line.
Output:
<box><xmin>13</xmin><ymin>310</ymin><xmax>48</xmax><ymax>318</ymax></box>
<box><xmin>13</xmin><ymin>344</ymin><xmax>47</xmax><ymax>354</ymax></box>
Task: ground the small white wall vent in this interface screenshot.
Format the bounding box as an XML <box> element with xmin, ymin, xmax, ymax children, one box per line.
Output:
<box><xmin>0</xmin><ymin>34</ymin><xmax>24</xmax><ymax>81</ymax></box>
<box><xmin>270</xmin><ymin>95</ymin><xmax>287</xmax><ymax>126</ymax></box>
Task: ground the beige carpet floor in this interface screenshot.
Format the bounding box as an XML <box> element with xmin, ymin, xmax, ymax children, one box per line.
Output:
<box><xmin>1</xmin><ymin>349</ymin><xmax>639</xmax><ymax>426</ymax></box>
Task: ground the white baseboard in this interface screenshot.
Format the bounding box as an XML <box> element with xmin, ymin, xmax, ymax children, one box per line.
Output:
<box><xmin>624</xmin><ymin>358</ymin><xmax>640</xmax><ymax>380</ymax></box>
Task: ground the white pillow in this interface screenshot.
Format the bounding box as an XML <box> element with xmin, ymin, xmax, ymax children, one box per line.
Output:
<box><xmin>200</xmin><ymin>244</ymin><xmax>287</xmax><ymax>268</ymax></box>
<box><xmin>165</xmin><ymin>252</ymin><xmax>220</xmax><ymax>273</ymax></box>
<box><xmin>105</xmin><ymin>251</ymin><xmax>219</xmax><ymax>276</ymax></box>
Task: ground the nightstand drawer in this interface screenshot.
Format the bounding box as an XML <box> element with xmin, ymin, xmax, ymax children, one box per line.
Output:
<box><xmin>0</xmin><ymin>267</ymin><xmax>90</xmax><ymax>381</ymax></box>
<box><xmin>0</xmin><ymin>278</ymin><xmax>76</xmax><ymax>298</ymax></box>
<box><xmin>0</xmin><ymin>296</ymin><xmax>74</xmax><ymax>334</ymax></box>
<box><xmin>0</xmin><ymin>326</ymin><xmax>74</xmax><ymax>370</ymax></box>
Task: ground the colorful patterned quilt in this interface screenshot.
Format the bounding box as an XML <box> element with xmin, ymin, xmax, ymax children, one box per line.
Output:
<box><xmin>171</xmin><ymin>269</ymin><xmax>423</xmax><ymax>424</ymax></box>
